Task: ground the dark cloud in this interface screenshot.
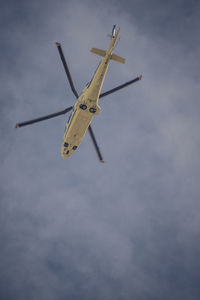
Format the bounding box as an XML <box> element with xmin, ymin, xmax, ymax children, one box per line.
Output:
<box><xmin>1</xmin><ymin>0</ymin><xmax>200</xmax><ymax>299</ymax></box>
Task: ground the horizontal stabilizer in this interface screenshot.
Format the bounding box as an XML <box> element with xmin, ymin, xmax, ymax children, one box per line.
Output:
<box><xmin>90</xmin><ymin>48</ymin><xmax>106</xmax><ymax>57</ymax></box>
<box><xmin>91</xmin><ymin>48</ymin><xmax>125</xmax><ymax>64</ymax></box>
<box><xmin>111</xmin><ymin>54</ymin><xmax>125</xmax><ymax>64</ymax></box>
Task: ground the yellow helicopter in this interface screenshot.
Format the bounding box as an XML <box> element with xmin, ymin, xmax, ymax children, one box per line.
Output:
<box><xmin>15</xmin><ymin>26</ymin><xmax>142</xmax><ymax>162</ymax></box>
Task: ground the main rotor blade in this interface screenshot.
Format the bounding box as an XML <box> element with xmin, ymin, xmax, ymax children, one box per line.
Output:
<box><xmin>99</xmin><ymin>75</ymin><xmax>142</xmax><ymax>98</ymax></box>
<box><xmin>56</xmin><ymin>42</ymin><xmax>79</xmax><ymax>99</ymax></box>
<box><xmin>88</xmin><ymin>125</ymin><xmax>104</xmax><ymax>163</ymax></box>
<box><xmin>15</xmin><ymin>106</ymin><xmax>73</xmax><ymax>128</ymax></box>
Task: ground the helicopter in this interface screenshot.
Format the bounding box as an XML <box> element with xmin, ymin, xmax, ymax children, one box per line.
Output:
<box><xmin>15</xmin><ymin>25</ymin><xmax>142</xmax><ymax>162</ymax></box>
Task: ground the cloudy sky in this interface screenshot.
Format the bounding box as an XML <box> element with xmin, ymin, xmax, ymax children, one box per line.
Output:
<box><xmin>1</xmin><ymin>0</ymin><xmax>200</xmax><ymax>299</ymax></box>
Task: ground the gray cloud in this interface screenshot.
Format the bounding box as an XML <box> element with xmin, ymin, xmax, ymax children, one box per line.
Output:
<box><xmin>1</xmin><ymin>0</ymin><xmax>200</xmax><ymax>299</ymax></box>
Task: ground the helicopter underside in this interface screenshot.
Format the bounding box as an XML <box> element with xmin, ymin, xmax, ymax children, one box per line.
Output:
<box><xmin>61</xmin><ymin>106</ymin><xmax>95</xmax><ymax>158</ymax></box>
<box><xmin>15</xmin><ymin>26</ymin><xmax>142</xmax><ymax>163</ymax></box>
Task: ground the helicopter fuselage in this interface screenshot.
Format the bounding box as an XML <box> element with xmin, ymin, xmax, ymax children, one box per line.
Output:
<box><xmin>61</xmin><ymin>29</ymin><xmax>119</xmax><ymax>158</ymax></box>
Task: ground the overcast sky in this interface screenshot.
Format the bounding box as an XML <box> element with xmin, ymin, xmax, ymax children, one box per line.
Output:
<box><xmin>1</xmin><ymin>0</ymin><xmax>200</xmax><ymax>299</ymax></box>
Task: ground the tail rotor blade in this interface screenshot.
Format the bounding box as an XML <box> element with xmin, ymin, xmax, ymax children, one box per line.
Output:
<box><xmin>56</xmin><ymin>42</ymin><xmax>79</xmax><ymax>99</ymax></box>
<box><xmin>15</xmin><ymin>106</ymin><xmax>73</xmax><ymax>128</ymax></box>
<box><xmin>88</xmin><ymin>125</ymin><xmax>104</xmax><ymax>163</ymax></box>
<box><xmin>99</xmin><ymin>75</ymin><xmax>142</xmax><ymax>98</ymax></box>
